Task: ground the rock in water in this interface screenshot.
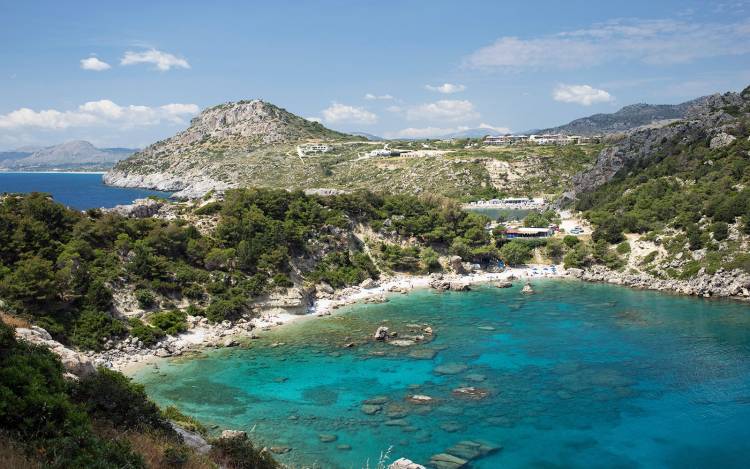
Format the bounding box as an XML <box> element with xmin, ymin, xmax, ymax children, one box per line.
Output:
<box><xmin>521</xmin><ymin>282</ymin><xmax>534</xmax><ymax>294</ymax></box>
<box><xmin>429</xmin><ymin>452</ymin><xmax>469</xmax><ymax>469</ymax></box>
<box><xmin>389</xmin><ymin>457</ymin><xmax>427</xmax><ymax>469</ymax></box>
<box><xmin>373</xmin><ymin>326</ymin><xmax>390</xmax><ymax>341</ymax></box>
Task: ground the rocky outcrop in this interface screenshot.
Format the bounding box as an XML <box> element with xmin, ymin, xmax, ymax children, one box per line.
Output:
<box><xmin>709</xmin><ymin>132</ymin><xmax>737</xmax><ymax>149</ymax></box>
<box><xmin>104</xmin><ymin>100</ymin><xmax>348</xmax><ymax>198</ymax></box>
<box><xmin>568</xmin><ymin>265</ymin><xmax>750</xmax><ymax>299</ymax></box>
<box><xmin>389</xmin><ymin>458</ymin><xmax>426</xmax><ymax>469</ymax></box>
<box><xmin>568</xmin><ymin>91</ymin><xmax>746</xmax><ymax>198</ymax></box>
<box><xmin>108</xmin><ymin>198</ymin><xmax>165</xmax><ymax>217</ymax></box>
<box><xmin>15</xmin><ymin>326</ymin><xmax>96</xmax><ymax>378</ymax></box>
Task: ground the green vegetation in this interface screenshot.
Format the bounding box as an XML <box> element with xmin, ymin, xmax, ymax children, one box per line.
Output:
<box><xmin>0</xmin><ymin>319</ymin><xmax>277</xmax><ymax>468</ymax></box>
<box><xmin>573</xmin><ymin>102</ymin><xmax>750</xmax><ymax>277</ymax></box>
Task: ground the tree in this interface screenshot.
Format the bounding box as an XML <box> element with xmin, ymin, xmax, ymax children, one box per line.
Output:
<box><xmin>499</xmin><ymin>240</ymin><xmax>532</xmax><ymax>266</ymax></box>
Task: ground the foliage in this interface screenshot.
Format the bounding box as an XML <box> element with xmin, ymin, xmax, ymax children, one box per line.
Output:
<box><xmin>147</xmin><ymin>310</ymin><xmax>187</xmax><ymax>336</ymax></box>
<box><xmin>210</xmin><ymin>435</ymin><xmax>278</xmax><ymax>469</ymax></box>
<box><xmin>128</xmin><ymin>318</ymin><xmax>165</xmax><ymax>346</ymax></box>
<box><xmin>499</xmin><ymin>240</ymin><xmax>532</xmax><ymax>266</ymax></box>
<box><xmin>0</xmin><ymin>320</ymin><xmax>145</xmax><ymax>468</ymax></box>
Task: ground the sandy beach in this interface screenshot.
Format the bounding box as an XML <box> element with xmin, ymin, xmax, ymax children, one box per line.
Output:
<box><xmin>111</xmin><ymin>264</ymin><xmax>567</xmax><ymax>374</ymax></box>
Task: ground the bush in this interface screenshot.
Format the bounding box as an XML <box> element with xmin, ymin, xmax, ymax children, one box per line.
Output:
<box><xmin>206</xmin><ymin>297</ymin><xmax>245</xmax><ymax>323</ymax></box>
<box><xmin>147</xmin><ymin>310</ymin><xmax>187</xmax><ymax>336</ymax></box>
<box><xmin>562</xmin><ymin>235</ymin><xmax>580</xmax><ymax>249</ymax></box>
<box><xmin>128</xmin><ymin>318</ymin><xmax>165</xmax><ymax>346</ymax></box>
<box><xmin>210</xmin><ymin>434</ymin><xmax>278</xmax><ymax>469</ymax></box>
<box><xmin>712</xmin><ymin>222</ymin><xmax>729</xmax><ymax>241</ymax></box>
<box><xmin>616</xmin><ymin>241</ymin><xmax>631</xmax><ymax>255</ymax></box>
<box><xmin>71</xmin><ymin>368</ymin><xmax>173</xmax><ymax>435</ymax></box>
<box><xmin>71</xmin><ymin>310</ymin><xmax>127</xmax><ymax>350</ymax></box>
<box><xmin>499</xmin><ymin>240</ymin><xmax>532</xmax><ymax>266</ymax></box>
<box><xmin>135</xmin><ymin>289</ymin><xmax>156</xmax><ymax>309</ymax></box>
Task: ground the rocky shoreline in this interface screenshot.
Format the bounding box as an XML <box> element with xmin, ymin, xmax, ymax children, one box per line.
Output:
<box><xmin>568</xmin><ymin>265</ymin><xmax>750</xmax><ymax>300</ymax></box>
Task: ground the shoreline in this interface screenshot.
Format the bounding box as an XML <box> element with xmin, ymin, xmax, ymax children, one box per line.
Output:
<box><xmin>0</xmin><ymin>170</ymin><xmax>108</xmax><ymax>175</ymax></box>
<box><xmin>109</xmin><ymin>265</ymin><xmax>565</xmax><ymax>375</ymax></box>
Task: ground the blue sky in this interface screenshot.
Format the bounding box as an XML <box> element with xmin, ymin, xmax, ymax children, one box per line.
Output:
<box><xmin>1</xmin><ymin>0</ymin><xmax>749</xmax><ymax>148</ymax></box>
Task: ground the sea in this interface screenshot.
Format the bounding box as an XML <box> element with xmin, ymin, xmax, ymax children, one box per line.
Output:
<box><xmin>132</xmin><ymin>280</ymin><xmax>750</xmax><ymax>469</ymax></box>
<box><xmin>0</xmin><ymin>172</ymin><xmax>172</xmax><ymax>209</ymax></box>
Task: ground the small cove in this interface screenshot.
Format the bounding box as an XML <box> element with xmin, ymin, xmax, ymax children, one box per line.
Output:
<box><xmin>133</xmin><ymin>280</ymin><xmax>750</xmax><ymax>468</ymax></box>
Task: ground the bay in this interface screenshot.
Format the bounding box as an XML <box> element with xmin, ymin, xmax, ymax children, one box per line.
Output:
<box><xmin>134</xmin><ymin>280</ymin><xmax>750</xmax><ymax>468</ymax></box>
<box><xmin>0</xmin><ymin>172</ymin><xmax>171</xmax><ymax>209</ymax></box>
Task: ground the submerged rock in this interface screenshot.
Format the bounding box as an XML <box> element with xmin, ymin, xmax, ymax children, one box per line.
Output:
<box><xmin>452</xmin><ymin>386</ymin><xmax>490</xmax><ymax>400</ymax></box>
<box><xmin>318</xmin><ymin>433</ymin><xmax>338</xmax><ymax>443</ymax></box>
<box><xmin>521</xmin><ymin>282</ymin><xmax>534</xmax><ymax>294</ymax></box>
<box><xmin>406</xmin><ymin>394</ymin><xmax>434</xmax><ymax>405</ymax></box>
<box><xmin>434</xmin><ymin>363</ymin><xmax>468</xmax><ymax>375</ymax></box>
<box><xmin>361</xmin><ymin>404</ymin><xmax>383</xmax><ymax>415</ymax></box>
<box><xmin>429</xmin><ymin>452</ymin><xmax>468</xmax><ymax>469</ymax></box>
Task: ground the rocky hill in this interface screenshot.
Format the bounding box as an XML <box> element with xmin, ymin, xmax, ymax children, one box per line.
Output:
<box><xmin>538</xmin><ymin>96</ymin><xmax>709</xmax><ymax>136</ymax></box>
<box><xmin>565</xmin><ymin>89</ymin><xmax>747</xmax><ymax>200</ymax></box>
<box><xmin>106</xmin><ymin>99</ymin><xmax>599</xmax><ymax>199</ymax></box>
<box><xmin>0</xmin><ymin>140</ymin><xmax>136</xmax><ymax>170</ymax></box>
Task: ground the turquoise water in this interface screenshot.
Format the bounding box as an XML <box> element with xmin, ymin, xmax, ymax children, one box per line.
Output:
<box><xmin>134</xmin><ymin>280</ymin><xmax>750</xmax><ymax>468</ymax></box>
<box><xmin>0</xmin><ymin>172</ymin><xmax>171</xmax><ymax>209</ymax></box>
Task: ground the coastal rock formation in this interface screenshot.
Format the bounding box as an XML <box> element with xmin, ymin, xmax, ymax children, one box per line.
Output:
<box><xmin>108</xmin><ymin>197</ymin><xmax>165</xmax><ymax>218</ymax></box>
<box><xmin>15</xmin><ymin>326</ymin><xmax>96</xmax><ymax>377</ymax></box>
<box><xmin>389</xmin><ymin>457</ymin><xmax>426</xmax><ymax>469</ymax></box>
<box><xmin>373</xmin><ymin>326</ymin><xmax>390</xmax><ymax>341</ymax></box>
<box><xmin>568</xmin><ymin>265</ymin><xmax>750</xmax><ymax>299</ymax></box>
<box><xmin>104</xmin><ymin>100</ymin><xmax>348</xmax><ymax>198</ymax></box>
<box><xmin>569</xmin><ymin>91</ymin><xmax>745</xmax><ymax>198</ymax></box>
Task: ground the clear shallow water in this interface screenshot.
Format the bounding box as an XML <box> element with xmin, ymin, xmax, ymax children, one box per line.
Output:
<box><xmin>0</xmin><ymin>172</ymin><xmax>171</xmax><ymax>209</ymax></box>
<box><xmin>134</xmin><ymin>280</ymin><xmax>750</xmax><ymax>468</ymax></box>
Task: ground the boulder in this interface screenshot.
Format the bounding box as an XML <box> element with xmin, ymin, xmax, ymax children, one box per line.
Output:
<box><xmin>373</xmin><ymin>326</ymin><xmax>390</xmax><ymax>341</ymax></box>
<box><xmin>710</xmin><ymin>132</ymin><xmax>737</xmax><ymax>149</ymax></box>
<box><xmin>429</xmin><ymin>452</ymin><xmax>468</xmax><ymax>469</ymax></box>
<box><xmin>449</xmin><ymin>256</ymin><xmax>466</xmax><ymax>274</ymax></box>
<box><xmin>220</xmin><ymin>429</ymin><xmax>247</xmax><ymax>440</ymax></box>
<box><xmin>360</xmin><ymin>278</ymin><xmax>378</xmax><ymax>289</ymax></box>
<box><xmin>389</xmin><ymin>457</ymin><xmax>426</xmax><ymax>469</ymax></box>
<box><xmin>172</xmin><ymin>423</ymin><xmax>212</xmax><ymax>455</ymax></box>
<box><xmin>494</xmin><ymin>281</ymin><xmax>512</xmax><ymax>288</ymax></box>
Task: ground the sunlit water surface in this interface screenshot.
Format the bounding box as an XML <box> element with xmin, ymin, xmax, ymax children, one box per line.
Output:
<box><xmin>133</xmin><ymin>280</ymin><xmax>750</xmax><ymax>468</ymax></box>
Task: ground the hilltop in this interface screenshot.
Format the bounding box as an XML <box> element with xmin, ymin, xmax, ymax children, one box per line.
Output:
<box><xmin>0</xmin><ymin>140</ymin><xmax>136</xmax><ymax>171</ymax></box>
<box><xmin>106</xmin><ymin>99</ymin><xmax>600</xmax><ymax>199</ymax></box>
<box><xmin>537</xmin><ymin>96</ymin><xmax>709</xmax><ymax>136</ymax></box>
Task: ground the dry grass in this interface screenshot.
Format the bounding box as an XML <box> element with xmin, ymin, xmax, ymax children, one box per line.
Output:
<box><xmin>92</xmin><ymin>421</ymin><xmax>215</xmax><ymax>469</ymax></box>
<box><xmin>0</xmin><ymin>435</ymin><xmax>39</xmax><ymax>469</ymax></box>
<box><xmin>0</xmin><ymin>311</ymin><xmax>32</xmax><ymax>329</ymax></box>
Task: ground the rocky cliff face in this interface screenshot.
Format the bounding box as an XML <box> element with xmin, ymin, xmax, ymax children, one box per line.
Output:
<box><xmin>564</xmin><ymin>89</ymin><xmax>749</xmax><ymax>201</ymax></box>
<box><xmin>104</xmin><ymin>100</ymin><xmax>349</xmax><ymax>198</ymax></box>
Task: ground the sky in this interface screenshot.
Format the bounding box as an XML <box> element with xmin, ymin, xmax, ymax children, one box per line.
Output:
<box><xmin>1</xmin><ymin>0</ymin><xmax>749</xmax><ymax>149</ymax></box>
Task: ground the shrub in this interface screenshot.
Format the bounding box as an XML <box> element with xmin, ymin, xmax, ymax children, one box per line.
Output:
<box><xmin>128</xmin><ymin>318</ymin><xmax>165</xmax><ymax>346</ymax></box>
<box><xmin>147</xmin><ymin>310</ymin><xmax>187</xmax><ymax>336</ymax></box>
<box><xmin>210</xmin><ymin>434</ymin><xmax>278</xmax><ymax>469</ymax></box>
<box><xmin>616</xmin><ymin>241</ymin><xmax>631</xmax><ymax>255</ymax></box>
<box><xmin>206</xmin><ymin>297</ymin><xmax>245</xmax><ymax>323</ymax></box>
<box><xmin>71</xmin><ymin>368</ymin><xmax>173</xmax><ymax>435</ymax></box>
<box><xmin>562</xmin><ymin>235</ymin><xmax>580</xmax><ymax>249</ymax></box>
<box><xmin>135</xmin><ymin>289</ymin><xmax>156</xmax><ymax>309</ymax></box>
<box><xmin>70</xmin><ymin>310</ymin><xmax>127</xmax><ymax>350</ymax></box>
<box><xmin>499</xmin><ymin>240</ymin><xmax>532</xmax><ymax>266</ymax></box>
<box><xmin>712</xmin><ymin>222</ymin><xmax>729</xmax><ymax>241</ymax></box>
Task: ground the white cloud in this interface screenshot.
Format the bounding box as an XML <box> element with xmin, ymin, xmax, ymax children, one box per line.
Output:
<box><xmin>364</xmin><ymin>93</ymin><xmax>394</xmax><ymax>100</ymax></box>
<box><xmin>553</xmin><ymin>84</ymin><xmax>614</xmax><ymax>106</ymax></box>
<box><xmin>406</xmin><ymin>99</ymin><xmax>479</xmax><ymax>122</ymax></box>
<box><xmin>425</xmin><ymin>83</ymin><xmax>466</xmax><ymax>94</ymax></box>
<box><xmin>465</xmin><ymin>18</ymin><xmax>750</xmax><ymax>70</ymax></box>
<box><xmin>80</xmin><ymin>56</ymin><xmax>111</xmax><ymax>71</ymax></box>
<box><xmin>0</xmin><ymin>100</ymin><xmax>199</xmax><ymax>130</ymax></box>
<box><xmin>306</xmin><ymin>116</ymin><xmax>322</xmax><ymax>123</ymax></box>
<box><xmin>120</xmin><ymin>48</ymin><xmax>190</xmax><ymax>71</ymax></box>
<box><xmin>321</xmin><ymin>102</ymin><xmax>377</xmax><ymax>124</ymax></box>
<box><xmin>385</xmin><ymin>105</ymin><xmax>402</xmax><ymax>113</ymax></box>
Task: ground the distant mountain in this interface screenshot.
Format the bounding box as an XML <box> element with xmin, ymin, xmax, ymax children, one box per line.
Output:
<box><xmin>349</xmin><ymin>132</ymin><xmax>385</xmax><ymax>141</ymax></box>
<box><xmin>442</xmin><ymin>128</ymin><xmax>494</xmax><ymax>139</ymax></box>
<box><xmin>537</xmin><ymin>96</ymin><xmax>711</xmax><ymax>136</ymax></box>
<box><xmin>0</xmin><ymin>141</ymin><xmax>138</xmax><ymax>171</ymax></box>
